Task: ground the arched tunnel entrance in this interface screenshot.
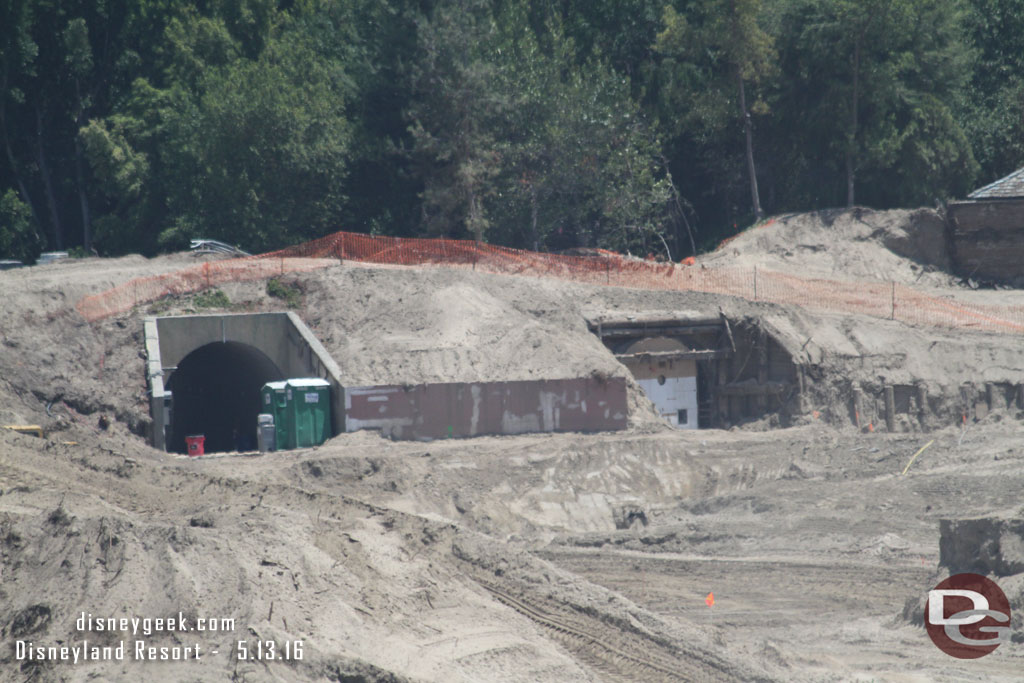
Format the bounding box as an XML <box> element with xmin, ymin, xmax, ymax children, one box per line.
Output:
<box><xmin>166</xmin><ymin>341</ymin><xmax>284</xmax><ymax>454</ymax></box>
<box><xmin>588</xmin><ymin>315</ymin><xmax>801</xmax><ymax>429</ymax></box>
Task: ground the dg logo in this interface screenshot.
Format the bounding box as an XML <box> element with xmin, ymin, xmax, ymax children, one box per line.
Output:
<box><xmin>926</xmin><ymin>573</ymin><xmax>1011</xmax><ymax>659</ymax></box>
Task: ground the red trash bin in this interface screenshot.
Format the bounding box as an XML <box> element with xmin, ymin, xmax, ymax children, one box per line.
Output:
<box><xmin>185</xmin><ymin>435</ymin><xmax>205</xmax><ymax>456</ymax></box>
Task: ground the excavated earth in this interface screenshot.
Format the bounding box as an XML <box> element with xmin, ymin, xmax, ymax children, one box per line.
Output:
<box><xmin>2</xmin><ymin>208</ymin><xmax>1024</xmax><ymax>681</ymax></box>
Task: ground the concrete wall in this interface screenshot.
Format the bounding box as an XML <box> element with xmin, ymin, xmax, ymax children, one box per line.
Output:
<box><xmin>947</xmin><ymin>199</ymin><xmax>1024</xmax><ymax>284</ymax></box>
<box><xmin>636</xmin><ymin>376</ymin><xmax>698</xmax><ymax>429</ymax></box>
<box><xmin>620</xmin><ymin>337</ymin><xmax>698</xmax><ymax>429</ymax></box>
<box><xmin>344</xmin><ymin>378</ymin><xmax>627</xmax><ymax>440</ymax></box>
<box><xmin>146</xmin><ymin>313</ymin><xmax>343</xmax><ymax>450</ymax></box>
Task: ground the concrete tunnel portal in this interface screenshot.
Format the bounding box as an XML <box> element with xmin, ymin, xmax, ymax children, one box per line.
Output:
<box><xmin>145</xmin><ymin>313</ymin><xmax>345</xmax><ymax>453</ymax></box>
<box><xmin>166</xmin><ymin>341</ymin><xmax>283</xmax><ymax>454</ymax></box>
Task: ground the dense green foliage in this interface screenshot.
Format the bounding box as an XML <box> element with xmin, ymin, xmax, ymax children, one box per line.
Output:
<box><xmin>0</xmin><ymin>0</ymin><xmax>1017</xmax><ymax>261</ymax></box>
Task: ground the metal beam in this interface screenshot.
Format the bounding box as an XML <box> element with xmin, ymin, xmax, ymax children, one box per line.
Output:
<box><xmin>615</xmin><ymin>349</ymin><xmax>733</xmax><ymax>362</ymax></box>
<box><xmin>595</xmin><ymin>325</ymin><xmax>725</xmax><ymax>339</ymax></box>
<box><xmin>588</xmin><ymin>317</ymin><xmax>723</xmax><ymax>329</ymax></box>
<box><xmin>718</xmin><ymin>381</ymin><xmax>790</xmax><ymax>397</ymax></box>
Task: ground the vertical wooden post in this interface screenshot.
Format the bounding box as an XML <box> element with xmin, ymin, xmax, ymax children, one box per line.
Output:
<box><xmin>884</xmin><ymin>385</ymin><xmax>895</xmax><ymax>432</ymax></box>
<box><xmin>916</xmin><ymin>383</ymin><xmax>928</xmax><ymax>428</ymax></box>
<box><xmin>961</xmin><ymin>384</ymin><xmax>973</xmax><ymax>422</ymax></box>
<box><xmin>986</xmin><ymin>383</ymin><xmax>996</xmax><ymax>412</ymax></box>
<box><xmin>852</xmin><ymin>385</ymin><xmax>864</xmax><ymax>429</ymax></box>
<box><xmin>796</xmin><ymin>366</ymin><xmax>807</xmax><ymax>413</ymax></box>
<box><xmin>708</xmin><ymin>360</ymin><xmax>719</xmax><ymax>427</ymax></box>
<box><xmin>1018</xmin><ymin>383</ymin><xmax>1024</xmax><ymax>410</ymax></box>
<box><xmin>756</xmin><ymin>325</ymin><xmax>768</xmax><ymax>413</ymax></box>
<box><xmin>717</xmin><ymin>359</ymin><xmax>730</xmax><ymax>425</ymax></box>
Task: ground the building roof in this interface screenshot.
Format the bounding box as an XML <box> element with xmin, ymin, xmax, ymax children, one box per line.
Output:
<box><xmin>968</xmin><ymin>166</ymin><xmax>1024</xmax><ymax>199</ymax></box>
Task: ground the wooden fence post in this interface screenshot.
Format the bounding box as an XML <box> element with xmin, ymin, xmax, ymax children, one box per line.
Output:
<box><xmin>884</xmin><ymin>385</ymin><xmax>895</xmax><ymax>432</ymax></box>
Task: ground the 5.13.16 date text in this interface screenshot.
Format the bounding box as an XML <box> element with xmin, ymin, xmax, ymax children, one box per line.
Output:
<box><xmin>236</xmin><ymin>640</ymin><xmax>303</xmax><ymax>661</ymax></box>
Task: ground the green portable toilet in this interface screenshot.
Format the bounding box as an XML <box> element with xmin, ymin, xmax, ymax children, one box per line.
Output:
<box><xmin>260</xmin><ymin>381</ymin><xmax>290</xmax><ymax>451</ymax></box>
<box><xmin>287</xmin><ymin>378</ymin><xmax>331</xmax><ymax>448</ymax></box>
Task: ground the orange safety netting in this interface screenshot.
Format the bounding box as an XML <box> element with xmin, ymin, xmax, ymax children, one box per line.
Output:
<box><xmin>75</xmin><ymin>229</ymin><xmax>1024</xmax><ymax>334</ymax></box>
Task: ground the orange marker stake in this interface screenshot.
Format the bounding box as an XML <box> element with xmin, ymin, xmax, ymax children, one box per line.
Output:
<box><xmin>705</xmin><ymin>592</ymin><xmax>715</xmax><ymax>607</ymax></box>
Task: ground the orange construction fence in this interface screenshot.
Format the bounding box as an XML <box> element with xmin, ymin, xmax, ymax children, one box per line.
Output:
<box><xmin>75</xmin><ymin>229</ymin><xmax>1024</xmax><ymax>335</ymax></box>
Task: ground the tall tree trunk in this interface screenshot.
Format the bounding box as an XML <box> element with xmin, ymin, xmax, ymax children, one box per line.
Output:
<box><xmin>529</xmin><ymin>181</ymin><xmax>538</xmax><ymax>251</ymax></box>
<box><xmin>661</xmin><ymin>155</ymin><xmax>696</xmax><ymax>257</ymax></box>
<box><xmin>467</xmin><ymin>184</ymin><xmax>483</xmax><ymax>242</ymax></box>
<box><xmin>73</xmin><ymin>83</ymin><xmax>92</xmax><ymax>253</ymax></box>
<box><xmin>35</xmin><ymin>106</ymin><xmax>64</xmax><ymax>250</ymax></box>
<box><xmin>846</xmin><ymin>38</ymin><xmax>860</xmax><ymax>208</ymax></box>
<box><xmin>737</xmin><ymin>72</ymin><xmax>764</xmax><ymax>221</ymax></box>
<box><xmin>0</xmin><ymin>100</ymin><xmax>43</xmax><ymax>242</ymax></box>
<box><xmin>74</xmin><ymin>134</ymin><xmax>91</xmax><ymax>253</ymax></box>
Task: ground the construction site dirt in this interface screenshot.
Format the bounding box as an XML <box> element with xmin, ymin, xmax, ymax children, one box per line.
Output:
<box><xmin>2</xmin><ymin>208</ymin><xmax>1024</xmax><ymax>681</ymax></box>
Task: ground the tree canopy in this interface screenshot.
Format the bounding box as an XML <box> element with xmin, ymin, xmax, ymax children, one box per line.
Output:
<box><xmin>0</xmin><ymin>0</ymin><xmax>1015</xmax><ymax>262</ymax></box>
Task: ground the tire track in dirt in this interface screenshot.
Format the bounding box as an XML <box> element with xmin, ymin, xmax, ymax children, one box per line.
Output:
<box><xmin>478</xmin><ymin>581</ymin><xmax>690</xmax><ymax>681</ymax></box>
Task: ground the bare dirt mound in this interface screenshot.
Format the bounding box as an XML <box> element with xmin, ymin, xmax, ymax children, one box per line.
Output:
<box><xmin>0</xmin><ymin>260</ymin><xmax>665</xmax><ymax>443</ymax></box>
<box><xmin>6</xmin><ymin>208</ymin><xmax>1024</xmax><ymax>681</ymax></box>
<box><xmin>704</xmin><ymin>207</ymin><xmax>954</xmax><ymax>286</ymax></box>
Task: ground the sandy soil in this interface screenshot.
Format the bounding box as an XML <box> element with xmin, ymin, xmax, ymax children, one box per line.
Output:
<box><xmin>2</xmin><ymin>208</ymin><xmax>1023</xmax><ymax>681</ymax></box>
<box><xmin>703</xmin><ymin>207</ymin><xmax>955</xmax><ymax>287</ymax></box>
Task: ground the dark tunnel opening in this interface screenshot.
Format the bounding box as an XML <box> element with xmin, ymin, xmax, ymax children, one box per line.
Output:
<box><xmin>166</xmin><ymin>341</ymin><xmax>284</xmax><ymax>454</ymax></box>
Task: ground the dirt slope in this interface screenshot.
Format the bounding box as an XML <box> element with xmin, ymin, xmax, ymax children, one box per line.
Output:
<box><xmin>703</xmin><ymin>207</ymin><xmax>954</xmax><ymax>286</ymax></box>
<box><xmin>2</xmin><ymin>208</ymin><xmax>1024</xmax><ymax>681</ymax></box>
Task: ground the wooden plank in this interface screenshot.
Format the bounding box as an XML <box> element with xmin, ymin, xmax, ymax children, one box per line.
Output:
<box><xmin>588</xmin><ymin>317</ymin><xmax>723</xmax><ymax>330</ymax></box>
<box><xmin>717</xmin><ymin>359</ymin><xmax>730</xmax><ymax>422</ymax></box>
<box><xmin>596</xmin><ymin>325</ymin><xmax>725</xmax><ymax>339</ymax></box>
<box><xmin>718</xmin><ymin>381</ymin><xmax>790</xmax><ymax>397</ymax></box>
<box><xmin>615</xmin><ymin>349</ymin><xmax>732</xmax><ymax>362</ymax></box>
<box><xmin>3</xmin><ymin>425</ymin><xmax>43</xmax><ymax>438</ymax></box>
<box><xmin>720</xmin><ymin>313</ymin><xmax>736</xmax><ymax>353</ymax></box>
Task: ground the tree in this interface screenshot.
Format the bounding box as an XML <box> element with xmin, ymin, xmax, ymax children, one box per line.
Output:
<box><xmin>501</xmin><ymin>29</ymin><xmax>676</xmax><ymax>254</ymax></box>
<box><xmin>404</xmin><ymin>0</ymin><xmax>510</xmax><ymax>242</ymax></box>
<box><xmin>404</xmin><ymin>1</ymin><xmax>676</xmax><ymax>254</ymax></box>
<box><xmin>160</xmin><ymin>27</ymin><xmax>354</xmax><ymax>251</ymax></box>
<box><xmin>0</xmin><ymin>188</ymin><xmax>41</xmax><ymax>262</ymax></box>
<box><xmin>772</xmin><ymin>0</ymin><xmax>976</xmax><ymax>208</ymax></box>
<box><xmin>658</xmin><ymin>1</ymin><xmax>774</xmax><ymax>220</ymax></box>
<box><xmin>81</xmin><ymin>2</ymin><xmax>356</xmax><ymax>254</ymax></box>
<box><xmin>959</xmin><ymin>0</ymin><xmax>1024</xmax><ymax>184</ymax></box>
